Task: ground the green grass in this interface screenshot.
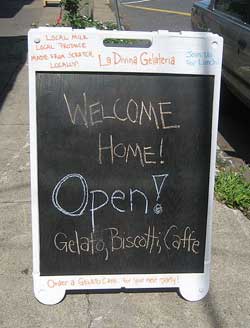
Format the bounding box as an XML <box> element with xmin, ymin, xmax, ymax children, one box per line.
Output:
<box><xmin>215</xmin><ymin>168</ymin><xmax>250</xmax><ymax>218</ymax></box>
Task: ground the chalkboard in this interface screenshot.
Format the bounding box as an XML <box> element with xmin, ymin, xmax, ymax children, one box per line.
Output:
<box><xmin>36</xmin><ymin>72</ymin><xmax>214</xmax><ymax>276</ymax></box>
<box><xmin>29</xmin><ymin>28</ymin><xmax>223</xmax><ymax>304</ymax></box>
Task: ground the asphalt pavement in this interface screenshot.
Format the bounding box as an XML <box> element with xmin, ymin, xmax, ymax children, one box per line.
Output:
<box><xmin>0</xmin><ymin>1</ymin><xmax>250</xmax><ymax>327</ymax></box>
<box><xmin>116</xmin><ymin>0</ymin><xmax>193</xmax><ymax>31</ymax></box>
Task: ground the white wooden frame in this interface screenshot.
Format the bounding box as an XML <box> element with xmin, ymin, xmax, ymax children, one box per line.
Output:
<box><xmin>28</xmin><ymin>27</ymin><xmax>223</xmax><ymax>305</ymax></box>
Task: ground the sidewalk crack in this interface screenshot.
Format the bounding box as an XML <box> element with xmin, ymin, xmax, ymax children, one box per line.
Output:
<box><xmin>86</xmin><ymin>294</ymin><xmax>94</xmax><ymax>328</ymax></box>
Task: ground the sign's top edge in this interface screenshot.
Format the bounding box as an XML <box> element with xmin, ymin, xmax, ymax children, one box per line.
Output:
<box><xmin>28</xmin><ymin>27</ymin><xmax>223</xmax><ymax>42</ymax></box>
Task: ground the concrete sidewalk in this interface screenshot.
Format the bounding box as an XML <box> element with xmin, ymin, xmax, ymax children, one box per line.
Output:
<box><xmin>0</xmin><ymin>1</ymin><xmax>250</xmax><ymax>328</ymax></box>
<box><xmin>93</xmin><ymin>0</ymin><xmax>116</xmax><ymax>23</ymax></box>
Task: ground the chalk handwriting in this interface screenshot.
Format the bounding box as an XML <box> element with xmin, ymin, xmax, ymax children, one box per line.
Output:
<box><xmin>53</xmin><ymin>225</ymin><xmax>200</xmax><ymax>261</ymax></box>
<box><xmin>52</xmin><ymin>174</ymin><xmax>88</xmax><ymax>216</ymax></box>
<box><xmin>63</xmin><ymin>92</ymin><xmax>180</xmax><ymax>130</ymax></box>
<box><xmin>152</xmin><ymin>174</ymin><xmax>169</xmax><ymax>201</ymax></box>
<box><xmin>153</xmin><ymin>203</ymin><xmax>163</xmax><ymax>215</ymax></box>
<box><xmin>52</xmin><ymin>173</ymin><xmax>168</xmax><ymax>232</ymax></box>
<box><xmin>151</xmin><ymin>174</ymin><xmax>168</xmax><ymax>215</ymax></box>
<box><xmin>98</xmin><ymin>134</ymin><xmax>164</xmax><ymax>166</ymax></box>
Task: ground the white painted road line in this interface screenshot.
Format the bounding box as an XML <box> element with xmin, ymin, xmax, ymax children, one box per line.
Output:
<box><xmin>121</xmin><ymin>0</ymin><xmax>152</xmax><ymax>4</ymax></box>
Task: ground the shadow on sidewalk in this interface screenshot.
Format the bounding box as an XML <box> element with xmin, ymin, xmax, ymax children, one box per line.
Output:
<box><xmin>0</xmin><ymin>36</ymin><xmax>27</xmax><ymax>111</ymax></box>
<box><xmin>0</xmin><ymin>0</ymin><xmax>35</xmax><ymax>18</ymax></box>
<box><xmin>218</xmin><ymin>82</ymin><xmax>250</xmax><ymax>166</ymax></box>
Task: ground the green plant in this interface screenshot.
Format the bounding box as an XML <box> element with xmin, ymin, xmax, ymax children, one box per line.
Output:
<box><xmin>215</xmin><ymin>168</ymin><xmax>250</xmax><ymax>218</ymax></box>
<box><xmin>61</xmin><ymin>0</ymin><xmax>117</xmax><ymax>29</ymax></box>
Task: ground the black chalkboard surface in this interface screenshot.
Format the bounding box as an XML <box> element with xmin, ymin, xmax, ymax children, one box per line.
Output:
<box><xmin>36</xmin><ymin>72</ymin><xmax>214</xmax><ymax>276</ymax></box>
